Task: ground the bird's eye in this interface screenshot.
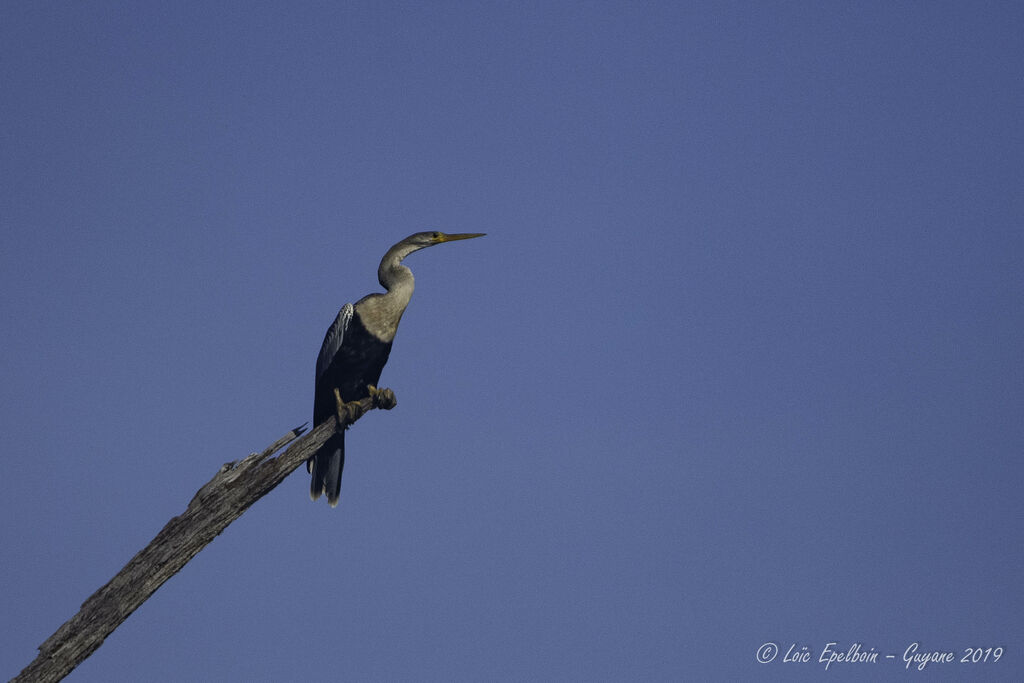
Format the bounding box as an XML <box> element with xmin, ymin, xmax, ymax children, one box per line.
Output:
<box><xmin>431</xmin><ymin>232</ymin><xmax>441</xmax><ymax>239</ymax></box>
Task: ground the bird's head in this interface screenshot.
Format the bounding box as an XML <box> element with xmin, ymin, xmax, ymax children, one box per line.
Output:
<box><xmin>407</xmin><ymin>231</ymin><xmax>486</xmax><ymax>248</ymax></box>
<box><xmin>379</xmin><ymin>231</ymin><xmax>485</xmax><ymax>281</ymax></box>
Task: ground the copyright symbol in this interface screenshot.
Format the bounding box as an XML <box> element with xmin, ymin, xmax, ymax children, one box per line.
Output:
<box><xmin>756</xmin><ymin>642</ymin><xmax>778</xmax><ymax>663</ymax></box>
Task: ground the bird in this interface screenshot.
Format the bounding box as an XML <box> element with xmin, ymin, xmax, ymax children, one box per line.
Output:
<box><xmin>308</xmin><ymin>231</ymin><xmax>485</xmax><ymax>506</ymax></box>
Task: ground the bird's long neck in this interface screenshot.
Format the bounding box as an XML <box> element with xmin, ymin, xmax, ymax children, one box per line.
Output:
<box><xmin>378</xmin><ymin>239</ymin><xmax>420</xmax><ymax>307</ymax></box>
<box><xmin>356</xmin><ymin>242</ymin><xmax>420</xmax><ymax>342</ymax></box>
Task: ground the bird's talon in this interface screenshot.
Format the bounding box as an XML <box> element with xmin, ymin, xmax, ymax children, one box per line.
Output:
<box><xmin>332</xmin><ymin>387</ymin><xmax>362</xmax><ymax>427</ymax></box>
<box><xmin>368</xmin><ymin>385</ymin><xmax>397</xmax><ymax>410</ymax></box>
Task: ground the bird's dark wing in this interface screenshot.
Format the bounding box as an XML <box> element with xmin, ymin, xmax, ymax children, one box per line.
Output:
<box><xmin>316</xmin><ymin>303</ymin><xmax>354</xmax><ymax>381</ymax></box>
<box><xmin>309</xmin><ymin>303</ymin><xmax>354</xmax><ymax>503</ymax></box>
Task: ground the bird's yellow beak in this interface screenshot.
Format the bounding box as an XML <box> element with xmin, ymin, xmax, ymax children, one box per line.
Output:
<box><xmin>435</xmin><ymin>232</ymin><xmax>486</xmax><ymax>243</ymax></box>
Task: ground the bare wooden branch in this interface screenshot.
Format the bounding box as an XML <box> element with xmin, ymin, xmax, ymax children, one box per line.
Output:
<box><xmin>12</xmin><ymin>391</ymin><xmax>394</xmax><ymax>683</ymax></box>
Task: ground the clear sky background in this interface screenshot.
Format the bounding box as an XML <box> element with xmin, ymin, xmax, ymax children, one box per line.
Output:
<box><xmin>2</xmin><ymin>3</ymin><xmax>1021</xmax><ymax>681</ymax></box>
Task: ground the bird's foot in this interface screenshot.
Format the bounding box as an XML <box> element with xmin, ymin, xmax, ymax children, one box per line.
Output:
<box><xmin>367</xmin><ymin>385</ymin><xmax>397</xmax><ymax>410</ymax></box>
<box><xmin>333</xmin><ymin>387</ymin><xmax>362</xmax><ymax>427</ymax></box>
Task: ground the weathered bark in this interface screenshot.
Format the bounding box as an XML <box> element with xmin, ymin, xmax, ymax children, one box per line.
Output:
<box><xmin>12</xmin><ymin>391</ymin><xmax>393</xmax><ymax>683</ymax></box>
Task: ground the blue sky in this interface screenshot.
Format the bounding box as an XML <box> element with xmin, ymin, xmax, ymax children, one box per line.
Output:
<box><xmin>2</xmin><ymin>3</ymin><xmax>1021</xmax><ymax>681</ymax></box>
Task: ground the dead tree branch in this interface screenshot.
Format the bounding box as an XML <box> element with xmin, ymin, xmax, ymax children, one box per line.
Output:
<box><xmin>12</xmin><ymin>391</ymin><xmax>394</xmax><ymax>683</ymax></box>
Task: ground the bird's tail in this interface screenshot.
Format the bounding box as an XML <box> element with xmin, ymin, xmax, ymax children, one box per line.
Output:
<box><xmin>308</xmin><ymin>431</ymin><xmax>345</xmax><ymax>507</ymax></box>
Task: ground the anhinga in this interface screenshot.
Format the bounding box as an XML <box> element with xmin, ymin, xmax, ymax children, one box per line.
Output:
<box><xmin>308</xmin><ymin>231</ymin><xmax>485</xmax><ymax>506</ymax></box>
